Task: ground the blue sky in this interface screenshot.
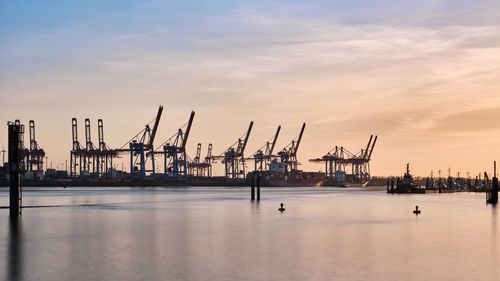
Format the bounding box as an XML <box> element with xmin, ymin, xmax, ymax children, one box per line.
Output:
<box><xmin>1</xmin><ymin>0</ymin><xmax>500</xmax><ymax>175</ymax></box>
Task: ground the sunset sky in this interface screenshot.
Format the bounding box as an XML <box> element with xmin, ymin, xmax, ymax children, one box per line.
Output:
<box><xmin>1</xmin><ymin>0</ymin><xmax>500</xmax><ymax>177</ymax></box>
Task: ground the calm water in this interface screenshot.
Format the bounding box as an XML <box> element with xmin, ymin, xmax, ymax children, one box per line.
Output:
<box><xmin>0</xmin><ymin>186</ymin><xmax>498</xmax><ymax>281</ymax></box>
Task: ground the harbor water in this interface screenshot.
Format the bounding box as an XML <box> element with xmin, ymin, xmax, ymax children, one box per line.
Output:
<box><xmin>0</xmin><ymin>187</ymin><xmax>498</xmax><ymax>281</ymax></box>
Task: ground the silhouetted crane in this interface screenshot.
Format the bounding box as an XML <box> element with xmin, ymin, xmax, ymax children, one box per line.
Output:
<box><xmin>213</xmin><ymin>122</ymin><xmax>254</xmax><ymax>179</ymax></box>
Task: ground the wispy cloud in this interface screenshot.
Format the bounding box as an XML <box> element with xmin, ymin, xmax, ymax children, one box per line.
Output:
<box><xmin>432</xmin><ymin>107</ymin><xmax>500</xmax><ymax>132</ymax></box>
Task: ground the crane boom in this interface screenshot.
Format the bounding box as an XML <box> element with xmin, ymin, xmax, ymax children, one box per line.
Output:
<box><xmin>240</xmin><ymin>121</ymin><xmax>254</xmax><ymax>156</ymax></box>
<box><xmin>367</xmin><ymin>136</ymin><xmax>378</xmax><ymax>160</ymax></box>
<box><xmin>293</xmin><ymin>122</ymin><xmax>306</xmax><ymax>156</ymax></box>
<box><xmin>206</xmin><ymin>144</ymin><xmax>213</xmax><ymax>161</ymax></box>
<box><xmin>363</xmin><ymin>135</ymin><xmax>373</xmax><ymax>159</ymax></box>
<box><xmin>29</xmin><ymin>120</ymin><xmax>39</xmax><ymax>151</ymax></box>
<box><xmin>148</xmin><ymin>105</ymin><xmax>163</xmax><ymax>149</ymax></box>
<box><xmin>72</xmin><ymin>118</ymin><xmax>80</xmax><ymax>150</ymax></box>
<box><xmin>194</xmin><ymin>143</ymin><xmax>202</xmax><ymax>163</ymax></box>
<box><xmin>268</xmin><ymin>125</ymin><xmax>281</xmax><ymax>157</ymax></box>
<box><xmin>85</xmin><ymin>118</ymin><xmax>93</xmax><ymax>150</ymax></box>
<box><xmin>98</xmin><ymin>119</ymin><xmax>105</xmax><ymax>149</ymax></box>
<box><xmin>182</xmin><ymin>111</ymin><xmax>195</xmax><ymax>150</ymax></box>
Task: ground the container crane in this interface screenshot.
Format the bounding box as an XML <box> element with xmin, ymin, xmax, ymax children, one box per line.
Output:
<box><xmin>249</xmin><ymin>125</ymin><xmax>281</xmax><ymax>172</ymax></box>
<box><xmin>70</xmin><ymin>118</ymin><xmax>85</xmax><ymax>176</ymax></box>
<box><xmin>116</xmin><ymin>105</ymin><xmax>163</xmax><ymax>179</ymax></box>
<box><xmin>188</xmin><ymin>143</ymin><xmax>213</xmax><ymax>177</ymax></box>
<box><xmin>213</xmin><ymin>122</ymin><xmax>253</xmax><ymax>179</ymax></box>
<box><xmin>28</xmin><ymin>120</ymin><xmax>45</xmax><ymax>175</ymax></box>
<box><xmin>97</xmin><ymin>119</ymin><xmax>117</xmax><ymax>178</ymax></box>
<box><xmin>273</xmin><ymin>123</ymin><xmax>306</xmax><ymax>174</ymax></box>
<box><xmin>153</xmin><ymin>111</ymin><xmax>195</xmax><ymax>179</ymax></box>
<box><xmin>188</xmin><ymin>143</ymin><xmax>203</xmax><ymax>176</ymax></box>
<box><xmin>204</xmin><ymin>143</ymin><xmax>213</xmax><ymax>177</ymax></box>
<box><xmin>309</xmin><ymin>135</ymin><xmax>378</xmax><ymax>185</ymax></box>
<box><xmin>83</xmin><ymin>118</ymin><xmax>98</xmax><ymax>175</ymax></box>
<box><xmin>14</xmin><ymin>120</ymin><xmax>29</xmax><ymax>171</ymax></box>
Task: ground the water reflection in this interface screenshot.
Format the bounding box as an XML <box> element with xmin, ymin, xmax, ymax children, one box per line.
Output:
<box><xmin>7</xmin><ymin>217</ymin><xmax>23</xmax><ymax>281</ymax></box>
<box><xmin>250</xmin><ymin>200</ymin><xmax>261</xmax><ymax>215</ymax></box>
<box><xmin>492</xmin><ymin>204</ymin><xmax>497</xmax><ymax>237</ymax></box>
<box><xmin>2</xmin><ymin>188</ymin><xmax>500</xmax><ymax>281</ymax></box>
<box><xmin>491</xmin><ymin>205</ymin><xmax>498</xmax><ymax>281</ymax></box>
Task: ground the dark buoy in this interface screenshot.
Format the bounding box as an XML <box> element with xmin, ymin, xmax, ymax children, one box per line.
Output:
<box><xmin>278</xmin><ymin>203</ymin><xmax>285</xmax><ymax>212</ymax></box>
<box><xmin>413</xmin><ymin>205</ymin><xmax>421</xmax><ymax>215</ymax></box>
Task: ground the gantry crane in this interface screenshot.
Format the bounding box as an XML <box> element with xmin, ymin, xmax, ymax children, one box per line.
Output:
<box><xmin>309</xmin><ymin>135</ymin><xmax>378</xmax><ymax>184</ymax></box>
<box><xmin>248</xmin><ymin>125</ymin><xmax>281</xmax><ymax>172</ymax></box>
<box><xmin>116</xmin><ymin>105</ymin><xmax>164</xmax><ymax>179</ymax></box>
<box><xmin>12</xmin><ymin>120</ymin><xmax>43</xmax><ymax>174</ymax></box>
<box><xmin>14</xmin><ymin>120</ymin><xmax>29</xmax><ymax>172</ymax></box>
<box><xmin>97</xmin><ymin>119</ymin><xmax>117</xmax><ymax>178</ymax></box>
<box><xmin>83</xmin><ymin>118</ymin><xmax>98</xmax><ymax>174</ymax></box>
<box><xmin>194</xmin><ymin>143</ymin><xmax>202</xmax><ymax>164</ymax></box>
<box><xmin>204</xmin><ymin>143</ymin><xmax>213</xmax><ymax>177</ymax></box>
<box><xmin>188</xmin><ymin>143</ymin><xmax>203</xmax><ymax>176</ymax></box>
<box><xmin>188</xmin><ymin>143</ymin><xmax>213</xmax><ymax>177</ymax></box>
<box><xmin>70</xmin><ymin>118</ymin><xmax>117</xmax><ymax>178</ymax></box>
<box><xmin>213</xmin><ymin>122</ymin><xmax>253</xmax><ymax>179</ymax></box>
<box><xmin>272</xmin><ymin>123</ymin><xmax>306</xmax><ymax>174</ymax></box>
<box><xmin>70</xmin><ymin>118</ymin><xmax>84</xmax><ymax>176</ymax></box>
<box><xmin>28</xmin><ymin>120</ymin><xmax>45</xmax><ymax>174</ymax></box>
<box><xmin>152</xmin><ymin>111</ymin><xmax>195</xmax><ymax>179</ymax></box>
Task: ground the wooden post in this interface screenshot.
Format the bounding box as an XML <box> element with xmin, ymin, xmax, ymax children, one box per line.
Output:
<box><xmin>491</xmin><ymin>177</ymin><xmax>498</xmax><ymax>205</ymax></box>
<box><xmin>490</xmin><ymin>161</ymin><xmax>498</xmax><ymax>205</ymax></box>
<box><xmin>257</xmin><ymin>175</ymin><xmax>261</xmax><ymax>201</ymax></box>
<box><xmin>251</xmin><ymin>172</ymin><xmax>255</xmax><ymax>201</ymax></box>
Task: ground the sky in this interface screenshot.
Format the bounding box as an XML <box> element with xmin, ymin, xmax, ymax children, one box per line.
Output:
<box><xmin>1</xmin><ymin>0</ymin><xmax>500</xmax><ymax>177</ymax></box>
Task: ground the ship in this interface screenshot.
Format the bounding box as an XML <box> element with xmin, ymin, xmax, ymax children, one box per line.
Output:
<box><xmin>388</xmin><ymin>163</ymin><xmax>425</xmax><ymax>194</ymax></box>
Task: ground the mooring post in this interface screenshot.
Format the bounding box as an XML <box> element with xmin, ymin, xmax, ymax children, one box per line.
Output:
<box><xmin>257</xmin><ymin>174</ymin><xmax>261</xmax><ymax>201</ymax></box>
<box><xmin>491</xmin><ymin>177</ymin><xmax>498</xmax><ymax>205</ymax></box>
<box><xmin>491</xmin><ymin>161</ymin><xmax>498</xmax><ymax>205</ymax></box>
<box><xmin>251</xmin><ymin>172</ymin><xmax>255</xmax><ymax>201</ymax></box>
<box><xmin>8</xmin><ymin>123</ymin><xmax>21</xmax><ymax>217</ymax></box>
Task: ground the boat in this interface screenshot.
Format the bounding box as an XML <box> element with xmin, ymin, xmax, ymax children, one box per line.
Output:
<box><xmin>389</xmin><ymin>163</ymin><xmax>425</xmax><ymax>194</ymax></box>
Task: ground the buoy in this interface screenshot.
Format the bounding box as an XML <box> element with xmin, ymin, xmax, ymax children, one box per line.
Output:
<box><xmin>278</xmin><ymin>203</ymin><xmax>286</xmax><ymax>212</ymax></box>
<box><xmin>413</xmin><ymin>205</ymin><xmax>421</xmax><ymax>215</ymax></box>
